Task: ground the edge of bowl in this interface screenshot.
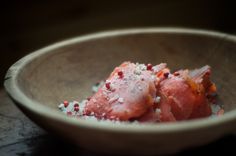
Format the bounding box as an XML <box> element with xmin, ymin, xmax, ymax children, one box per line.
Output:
<box><xmin>4</xmin><ymin>27</ymin><xmax>236</xmax><ymax>134</ymax></box>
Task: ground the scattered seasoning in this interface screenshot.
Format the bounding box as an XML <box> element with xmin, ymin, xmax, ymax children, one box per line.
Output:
<box><xmin>155</xmin><ymin>108</ymin><xmax>161</xmax><ymax>114</ymax></box>
<box><xmin>110</xmin><ymin>83</ymin><xmax>115</xmax><ymax>91</ymax></box>
<box><xmin>109</xmin><ymin>94</ymin><xmax>119</xmax><ymax>103</ymax></box>
<box><xmin>163</xmin><ymin>72</ymin><xmax>169</xmax><ymax>78</ymax></box>
<box><xmin>154</xmin><ymin>96</ymin><xmax>161</xmax><ymax>103</ymax></box>
<box><xmin>134</xmin><ymin>69</ymin><xmax>142</xmax><ymax>75</ymax></box>
<box><xmin>151</xmin><ymin>75</ymin><xmax>156</xmax><ymax>80</ymax></box>
<box><xmin>74</xmin><ymin>103</ymin><xmax>79</xmax><ymax>107</ymax></box>
<box><xmin>102</xmin><ymin>91</ymin><xmax>108</xmax><ymax>96</ymax></box>
<box><xmin>58</xmin><ymin>103</ymin><xmax>64</xmax><ymax>109</ymax></box>
<box><xmin>92</xmin><ymin>86</ymin><xmax>98</xmax><ymax>93</ymax></box>
<box><xmin>138</xmin><ymin>86</ymin><xmax>142</xmax><ymax>91</ymax></box>
<box><xmin>118</xmin><ymin>97</ymin><xmax>124</xmax><ymax>103</ymax></box>
<box><xmin>118</xmin><ymin>71</ymin><xmax>124</xmax><ymax>78</ymax></box>
<box><xmin>105</xmin><ymin>81</ymin><xmax>111</xmax><ymax>90</ymax></box>
<box><xmin>136</xmin><ymin>64</ymin><xmax>147</xmax><ymax>71</ymax></box>
<box><xmin>63</xmin><ymin>101</ymin><xmax>69</xmax><ymax>107</ymax></box>
<box><xmin>134</xmin><ymin>64</ymin><xmax>147</xmax><ymax>75</ymax></box>
<box><xmin>146</xmin><ymin>63</ymin><xmax>153</xmax><ymax>71</ymax></box>
<box><xmin>74</xmin><ymin>106</ymin><xmax>79</xmax><ymax>112</ymax></box>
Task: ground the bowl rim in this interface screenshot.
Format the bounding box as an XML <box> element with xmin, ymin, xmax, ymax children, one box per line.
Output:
<box><xmin>4</xmin><ymin>27</ymin><xmax>236</xmax><ymax>134</ymax></box>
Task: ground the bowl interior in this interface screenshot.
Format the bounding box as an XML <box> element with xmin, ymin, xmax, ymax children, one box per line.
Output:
<box><xmin>17</xmin><ymin>30</ymin><xmax>236</xmax><ymax>114</ymax></box>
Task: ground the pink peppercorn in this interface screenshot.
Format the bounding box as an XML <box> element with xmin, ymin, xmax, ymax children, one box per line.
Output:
<box><xmin>146</xmin><ymin>63</ymin><xmax>153</xmax><ymax>71</ymax></box>
<box><xmin>63</xmin><ymin>101</ymin><xmax>69</xmax><ymax>107</ymax></box>
<box><xmin>105</xmin><ymin>82</ymin><xmax>111</xmax><ymax>90</ymax></box>
<box><xmin>74</xmin><ymin>103</ymin><xmax>79</xmax><ymax>107</ymax></box>
<box><xmin>74</xmin><ymin>106</ymin><xmax>79</xmax><ymax>112</ymax></box>
<box><xmin>118</xmin><ymin>71</ymin><xmax>124</xmax><ymax>78</ymax></box>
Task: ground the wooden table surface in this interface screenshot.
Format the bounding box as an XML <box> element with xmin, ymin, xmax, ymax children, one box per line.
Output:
<box><xmin>0</xmin><ymin>88</ymin><xmax>235</xmax><ymax>156</ymax></box>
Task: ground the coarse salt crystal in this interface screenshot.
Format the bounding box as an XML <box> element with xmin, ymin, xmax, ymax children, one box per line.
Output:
<box><xmin>109</xmin><ymin>94</ymin><xmax>119</xmax><ymax>103</ymax></box>
<box><xmin>154</xmin><ymin>96</ymin><xmax>161</xmax><ymax>103</ymax></box>
<box><xmin>137</xmin><ymin>64</ymin><xmax>147</xmax><ymax>71</ymax></box>
<box><xmin>155</xmin><ymin>108</ymin><xmax>161</xmax><ymax>114</ymax></box>
<box><xmin>134</xmin><ymin>64</ymin><xmax>147</xmax><ymax>75</ymax></box>
<box><xmin>58</xmin><ymin>103</ymin><xmax>64</xmax><ymax>109</ymax></box>
<box><xmin>110</xmin><ymin>83</ymin><xmax>115</xmax><ymax>91</ymax></box>
<box><xmin>103</xmin><ymin>91</ymin><xmax>107</xmax><ymax>96</ymax></box>
<box><xmin>118</xmin><ymin>97</ymin><xmax>124</xmax><ymax>103</ymax></box>
<box><xmin>92</xmin><ymin>86</ymin><xmax>99</xmax><ymax>93</ymax></box>
<box><xmin>152</xmin><ymin>65</ymin><xmax>159</xmax><ymax>73</ymax></box>
<box><xmin>138</xmin><ymin>86</ymin><xmax>142</xmax><ymax>91</ymax></box>
<box><xmin>211</xmin><ymin>104</ymin><xmax>221</xmax><ymax>114</ymax></box>
<box><xmin>134</xmin><ymin>69</ymin><xmax>142</xmax><ymax>75</ymax></box>
<box><xmin>151</xmin><ymin>75</ymin><xmax>156</xmax><ymax>80</ymax></box>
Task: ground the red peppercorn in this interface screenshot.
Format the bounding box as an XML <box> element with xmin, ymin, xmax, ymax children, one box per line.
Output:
<box><xmin>63</xmin><ymin>100</ymin><xmax>69</xmax><ymax>107</ymax></box>
<box><xmin>118</xmin><ymin>71</ymin><xmax>124</xmax><ymax>78</ymax></box>
<box><xmin>163</xmin><ymin>72</ymin><xmax>169</xmax><ymax>78</ymax></box>
<box><xmin>74</xmin><ymin>103</ymin><xmax>79</xmax><ymax>107</ymax></box>
<box><xmin>146</xmin><ymin>63</ymin><xmax>153</xmax><ymax>71</ymax></box>
<box><xmin>105</xmin><ymin>82</ymin><xmax>111</xmax><ymax>90</ymax></box>
<box><xmin>74</xmin><ymin>106</ymin><xmax>79</xmax><ymax>112</ymax></box>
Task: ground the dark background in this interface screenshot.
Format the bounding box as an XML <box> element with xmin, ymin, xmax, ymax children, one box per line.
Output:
<box><xmin>1</xmin><ymin>0</ymin><xmax>236</xmax><ymax>85</ymax></box>
<box><xmin>0</xmin><ymin>0</ymin><xmax>236</xmax><ymax>155</ymax></box>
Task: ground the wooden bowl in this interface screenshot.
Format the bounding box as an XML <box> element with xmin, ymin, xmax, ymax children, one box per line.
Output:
<box><xmin>4</xmin><ymin>28</ymin><xmax>236</xmax><ymax>155</ymax></box>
